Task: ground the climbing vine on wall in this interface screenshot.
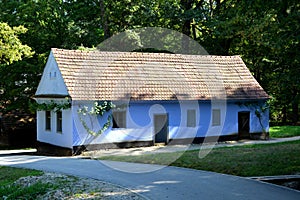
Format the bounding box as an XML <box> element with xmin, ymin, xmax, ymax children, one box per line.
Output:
<box><xmin>77</xmin><ymin>101</ymin><xmax>115</xmax><ymax>137</ymax></box>
<box><xmin>30</xmin><ymin>98</ymin><xmax>71</xmax><ymax>112</ymax></box>
<box><xmin>236</xmin><ymin>100</ymin><xmax>270</xmax><ymax>134</ymax></box>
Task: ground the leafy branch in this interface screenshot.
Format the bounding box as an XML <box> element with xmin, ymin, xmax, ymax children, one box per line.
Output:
<box><xmin>79</xmin><ymin>115</ymin><xmax>112</xmax><ymax>137</ymax></box>
<box><xmin>236</xmin><ymin>100</ymin><xmax>270</xmax><ymax>134</ymax></box>
<box><xmin>30</xmin><ymin>99</ymin><xmax>71</xmax><ymax>112</ymax></box>
<box><xmin>77</xmin><ymin>101</ymin><xmax>115</xmax><ymax>137</ymax></box>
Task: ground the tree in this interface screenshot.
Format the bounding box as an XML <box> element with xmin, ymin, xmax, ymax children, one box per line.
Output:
<box><xmin>0</xmin><ymin>0</ymin><xmax>298</xmax><ymax>124</ymax></box>
<box><xmin>0</xmin><ymin>22</ymin><xmax>33</xmax><ymax>65</ymax></box>
<box><xmin>0</xmin><ymin>0</ymin><xmax>103</xmax><ymax>114</ymax></box>
<box><xmin>198</xmin><ymin>0</ymin><xmax>299</xmax><ymax>124</ymax></box>
<box><xmin>0</xmin><ymin>22</ymin><xmax>34</xmax><ymax>114</ymax></box>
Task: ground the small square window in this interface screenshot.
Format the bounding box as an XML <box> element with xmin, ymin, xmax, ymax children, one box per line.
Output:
<box><xmin>49</xmin><ymin>71</ymin><xmax>57</xmax><ymax>79</ymax></box>
<box><xmin>212</xmin><ymin>109</ymin><xmax>221</xmax><ymax>126</ymax></box>
<box><xmin>187</xmin><ymin>109</ymin><xmax>196</xmax><ymax>127</ymax></box>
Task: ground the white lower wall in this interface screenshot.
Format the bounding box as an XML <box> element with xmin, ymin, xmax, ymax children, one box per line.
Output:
<box><xmin>37</xmin><ymin>109</ymin><xmax>73</xmax><ymax>148</ymax></box>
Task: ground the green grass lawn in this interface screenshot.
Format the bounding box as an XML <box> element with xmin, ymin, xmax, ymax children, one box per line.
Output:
<box><xmin>0</xmin><ymin>166</ymin><xmax>43</xmax><ymax>185</ymax></box>
<box><xmin>99</xmin><ymin>140</ymin><xmax>300</xmax><ymax>177</ymax></box>
<box><xmin>269</xmin><ymin>126</ymin><xmax>300</xmax><ymax>138</ymax></box>
<box><xmin>0</xmin><ymin>166</ymin><xmax>49</xmax><ymax>200</ymax></box>
<box><xmin>0</xmin><ymin>166</ymin><xmax>140</xmax><ymax>199</ymax></box>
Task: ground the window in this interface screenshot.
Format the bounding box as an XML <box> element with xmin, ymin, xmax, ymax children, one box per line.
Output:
<box><xmin>45</xmin><ymin>111</ymin><xmax>51</xmax><ymax>131</ymax></box>
<box><xmin>212</xmin><ymin>109</ymin><xmax>221</xmax><ymax>126</ymax></box>
<box><xmin>56</xmin><ymin>111</ymin><xmax>62</xmax><ymax>133</ymax></box>
<box><xmin>112</xmin><ymin>111</ymin><xmax>126</xmax><ymax>128</ymax></box>
<box><xmin>49</xmin><ymin>71</ymin><xmax>57</xmax><ymax>79</ymax></box>
<box><xmin>187</xmin><ymin>109</ymin><xmax>196</xmax><ymax>127</ymax></box>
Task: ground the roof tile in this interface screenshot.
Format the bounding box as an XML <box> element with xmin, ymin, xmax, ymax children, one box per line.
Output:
<box><xmin>51</xmin><ymin>48</ymin><xmax>269</xmax><ymax>101</ymax></box>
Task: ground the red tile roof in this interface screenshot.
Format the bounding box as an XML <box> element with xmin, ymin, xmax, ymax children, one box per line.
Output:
<box><xmin>51</xmin><ymin>48</ymin><xmax>269</xmax><ymax>101</ymax></box>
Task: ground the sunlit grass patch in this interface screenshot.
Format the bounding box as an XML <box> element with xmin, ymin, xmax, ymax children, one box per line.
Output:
<box><xmin>269</xmin><ymin>126</ymin><xmax>300</xmax><ymax>138</ymax></box>
<box><xmin>99</xmin><ymin>140</ymin><xmax>300</xmax><ymax>177</ymax></box>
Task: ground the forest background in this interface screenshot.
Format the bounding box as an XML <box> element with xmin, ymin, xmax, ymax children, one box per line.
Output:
<box><xmin>0</xmin><ymin>0</ymin><xmax>299</xmax><ymax>125</ymax></box>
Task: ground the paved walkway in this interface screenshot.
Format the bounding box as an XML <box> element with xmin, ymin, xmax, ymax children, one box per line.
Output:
<box><xmin>0</xmin><ymin>137</ymin><xmax>299</xmax><ymax>200</ymax></box>
<box><xmin>82</xmin><ymin>136</ymin><xmax>300</xmax><ymax>157</ymax></box>
<box><xmin>0</xmin><ymin>155</ymin><xmax>300</xmax><ymax>200</ymax></box>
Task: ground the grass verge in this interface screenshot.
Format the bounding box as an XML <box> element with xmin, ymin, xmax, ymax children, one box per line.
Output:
<box><xmin>0</xmin><ymin>181</ymin><xmax>52</xmax><ymax>200</ymax></box>
<box><xmin>0</xmin><ymin>166</ymin><xmax>50</xmax><ymax>200</ymax></box>
<box><xmin>0</xmin><ymin>166</ymin><xmax>143</xmax><ymax>199</ymax></box>
<box><xmin>0</xmin><ymin>166</ymin><xmax>43</xmax><ymax>185</ymax></box>
<box><xmin>99</xmin><ymin>140</ymin><xmax>300</xmax><ymax>177</ymax></box>
<box><xmin>269</xmin><ymin>126</ymin><xmax>300</xmax><ymax>138</ymax></box>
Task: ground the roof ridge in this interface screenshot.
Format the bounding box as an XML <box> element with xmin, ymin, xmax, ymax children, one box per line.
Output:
<box><xmin>42</xmin><ymin>48</ymin><xmax>269</xmax><ymax>101</ymax></box>
<box><xmin>51</xmin><ymin>48</ymin><xmax>242</xmax><ymax>58</ymax></box>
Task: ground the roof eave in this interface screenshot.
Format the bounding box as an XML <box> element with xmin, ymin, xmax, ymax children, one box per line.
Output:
<box><xmin>34</xmin><ymin>94</ymin><xmax>71</xmax><ymax>99</ymax></box>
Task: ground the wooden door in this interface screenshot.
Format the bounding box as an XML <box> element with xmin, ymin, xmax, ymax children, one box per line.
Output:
<box><xmin>154</xmin><ymin>114</ymin><xmax>169</xmax><ymax>144</ymax></box>
<box><xmin>238</xmin><ymin>112</ymin><xmax>250</xmax><ymax>139</ymax></box>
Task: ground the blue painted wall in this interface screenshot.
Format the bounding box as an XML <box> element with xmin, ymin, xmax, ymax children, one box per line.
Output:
<box><xmin>72</xmin><ymin>100</ymin><xmax>269</xmax><ymax>146</ymax></box>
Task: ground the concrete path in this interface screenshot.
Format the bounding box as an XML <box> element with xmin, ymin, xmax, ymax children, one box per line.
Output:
<box><xmin>0</xmin><ymin>154</ymin><xmax>299</xmax><ymax>200</ymax></box>
<box><xmin>82</xmin><ymin>136</ymin><xmax>300</xmax><ymax>157</ymax></box>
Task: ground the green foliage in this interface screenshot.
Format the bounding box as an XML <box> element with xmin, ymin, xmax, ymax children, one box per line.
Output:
<box><xmin>77</xmin><ymin>101</ymin><xmax>115</xmax><ymax>137</ymax></box>
<box><xmin>0</xmin><ymin>182</ymin><xmax>51</xmax><ymax>200</ymax></box>
<box><xmin>78</xmin><ymin>101</ymin><xmax>115</xmax><ymax>117</ymax></box>
<box><xmin>79</xmin><ymin>115</ymin><xmax>112</xmax><ymax>137</ymax></box>
<box><xmin>0</xmin><ymin>0</ymin><xmax>298</xmax><ymax>124</ymax></box>
<box><xmin>100</xmin><ymin>140</ymin><xmax>300</xmax><ymax>177</ymax></box>
<box><xmin>0</xmin><ymin>166</ymin><xmax>43</xmax><ymax>185</ymax></box>
<box><xmin>0</xmin><ymin>22</ymin><xmax>33</xmax><ymax>65</ymax></box>
<box><xmin>270</xmin><ymin>126</ymin><xmax>300</xmax><ymax>138</ymax></box>
<box><xmin>0</xmin><ymin>22</ymin><xmax>35</xmax><ymax>113</ymax></box>
<box><xmin>30</xmin><ymin>98</ymin><xmax>71</xmax><ymax>112</ymax></box>
<box><xmin>199</xmin><ymin>0</ymin><xmax>299</xmax><ymax>124</ymax></box>
<box><xmin>236</xmin><ymin>101</ymin><xmax>270</xmax><ymax>133</ymax></box>
<box><xmin>0</xmin><ymin>166</ymin><xmax>124</xmax><ymax>199</ymax></box>
<box><xmin>0</xmin><ymin>0</ymin><xmax>103</xmax><ymax>114</ymax></box>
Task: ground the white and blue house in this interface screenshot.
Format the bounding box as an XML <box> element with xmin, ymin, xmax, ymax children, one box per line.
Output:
<box><xmin>35</xmin><ymin>48</ymin><xmax>270</xmax><ymax>155</ymax></box>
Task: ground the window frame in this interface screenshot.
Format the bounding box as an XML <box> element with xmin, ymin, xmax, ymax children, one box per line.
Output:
<box><xmin>112</xmin><ymin>110</ymin><xmax>126</xmax><ymax>128</ymax></box>
<box><xmin>45</xmin><ymin>111</ymin><xmax>51</xmax><ymax>131</ymax></box>
<box><xmin>212</xmin><ymin>109</ymin><xmax>221</xmax><ymax>126</ymax></box>
<box><xmin>56</xmin><ymin>111</ymin><xmax>62</xmax><ymax>133</ymax></box>
<box><xmin>187</xmin><ymin>109</ymin><xmax>196</xmax><ymax>127</ymax></box>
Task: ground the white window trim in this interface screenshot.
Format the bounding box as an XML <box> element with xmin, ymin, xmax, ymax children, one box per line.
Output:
<box><xmin>56</xmin><ymin>111</ymin><xmax>63</xmax><ymax>134</ymax></box>
<box><xmin>45</xmin><ymin>110</ymin><xmax>51</xmax><ymax>132</ymax></box>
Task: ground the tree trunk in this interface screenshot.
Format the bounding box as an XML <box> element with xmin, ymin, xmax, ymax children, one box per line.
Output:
<box><xmin>182</xmin><ymin>20</ymin><xmax>192</xmax><ymax>53</ymax></box>
<box><xmin>192</xmin><ymin>23</ymin><xmax>197</xmax><ymax>40</ymax></box>
<box><xmin>180</xmin><ymin>0</ymin><xmax>193</xmax><ymax>53</ymax></box>
<box><xmin>282</xmin><ymin>106</ymin><xmax>287</xmax><ymax>124</ymax></box>
<box><xmin>292</xmin><ymin>101</ymin><xmax>299</xmax><ymax>125</ymax></box>
<box><xmin>209</xmin><ymin>0</ymin><xmax>214</xmax><ymax>16</ymax></box>
<box><xmin>291</xmin><ymin>89</ymin><xmax>299</xmax><ymax>125</ymax></box>
<box><xmin>99</xmin><ymin>0</ymin><xmax>110</xmax><ymax>39</ymax></box>
<box><xmin>215</xmin><ymin>0</ymin><xmax>221</xmax><ymax>12</ymax></box>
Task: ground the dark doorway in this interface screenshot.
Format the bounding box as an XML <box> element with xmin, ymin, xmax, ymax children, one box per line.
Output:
<box><xmin>238</xmin><ymin>112</ymin><xmax>250</xmax><ymax>139</ymax></box>
<box><xmin>154</xmin><ymin>114</ymin><xmax>169</xmax><ymax>144</ymax></box>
